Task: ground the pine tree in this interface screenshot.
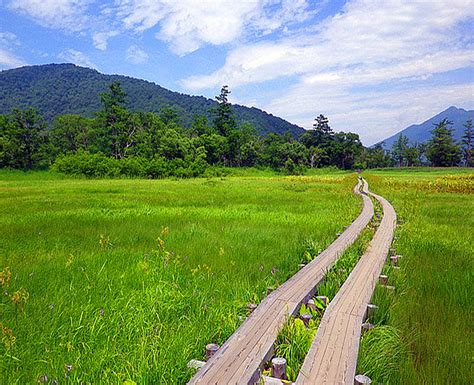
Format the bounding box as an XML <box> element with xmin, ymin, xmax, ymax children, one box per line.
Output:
<box><xmin>213</xmin><ymin>85</ymin><xmax>236</xmax><ymax>136</ymax></box>
<box><xmin>391</xmin><ymin>134</ymin><xmax>409</xmax><ymax>167</ymax></box>
<box><xmin>461</xmin><ymin>119</ymin><xmax>473</xmax><ymax>167</ymax></box>
<box><xmin>426</xmin><ymin>119</ymin><xmax>461</xmax><ymax>167</ymax></box>
<box><xmin>97</xmin><ymin>82</ymin><xmax>134</xmax><ymax>159</ymax></box>
<box><xmin>313</xmin><ymin>114</ymin><xmax>332</xmax><ymax>135</ymax></box>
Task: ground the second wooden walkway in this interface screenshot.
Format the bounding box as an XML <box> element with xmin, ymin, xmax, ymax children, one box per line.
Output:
<box><xmin>188</xmin><ymin>179</ymin><xmax>374</xmax><ymax>385</ymax></box>
<box><xmin>295</xmin><ymin>185</ymin><xmax>397</xmax><ymax>384</ymax></box>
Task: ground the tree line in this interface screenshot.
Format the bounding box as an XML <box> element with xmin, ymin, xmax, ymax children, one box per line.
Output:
<box><xmin>386</xmin><ymin>118</ymin><xmax>473</xmax><ymax>167</ymax></box>
<box><xmin>0</xmin><ymin>82</ymin><xmax>472</xmax><ymax>177</ymax></box>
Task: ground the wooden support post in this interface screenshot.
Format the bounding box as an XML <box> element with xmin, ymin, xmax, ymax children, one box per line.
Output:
<box><xmin>354</xmin><ymin>374</ymin><xmax>372</xmax><ymax>384</ymax></box>
<box><xmin>336</xmin><ymin>232</ymin><xmax>342</xmax><ymax>237</ymax></box>
<box><xmin>298</xmin><ymin>263</ymin><xmax>306</xmax><ymax>269</ymax></box>
<box><xmin>390</xmin><ymin>255</ymin><xmax>398</xmax><ymax>266</ymax></box>
<box><xmin>366</xmin><ymin>303</ymin><xmax>378</xmax><ymax>320</ymax></box>
<box><xmin>271</xmin><ymin>357</ymin><xmax>287</xmax><ymax>380</ymax></box>
<box><xmin>205</xmin><ymin>344</ymin><xmax>219</xmax><ymax>360</ymax></box>
<box><xmin>300</xmin><ymin>313</ymin><xmax>313</xmax><ymax>327</ymax></box>
<box><xmin>247</xmin><ymin>303</ymin><xmax>258</xmax><ymax>314</ymax></box>
<box><xmin>379</xmin><ymin>275</ymin><xmax>388</xmax><ymax>285</ymax></box>
<box><xmin>307</xmin><ymin>299</ymin><xmax>316</xmax><ymax>311</ymax></box>
<box><xmin>267</xmin><ymin>287</ymin><xmax>273</xmax><ymax>295</ymax></box>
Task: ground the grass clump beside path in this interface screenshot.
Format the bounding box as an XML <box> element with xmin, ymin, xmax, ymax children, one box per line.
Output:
<box><xmin>360</xmin><ymin>168</ymin><xmax>473</xmax><ymax>385</ymax></box>
<box><xmin>0</xmin><ymin>170</ymin><xmax>359</xmax><ymax>384</ymax></box>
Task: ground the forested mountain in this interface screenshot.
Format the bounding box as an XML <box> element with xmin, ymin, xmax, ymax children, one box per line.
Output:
<box><xmin>0</xmin><ymin>63</ymin><xmax>304</xmax><ymax>136</ymax></box>
<box><xmin>378</xmin><ymin>106</ymin><xmax>474</xmax><ymax>149</ymax></box>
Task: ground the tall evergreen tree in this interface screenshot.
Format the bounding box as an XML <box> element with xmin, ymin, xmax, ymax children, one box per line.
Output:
<box><xmin>96</xmin><ymin>82</ymin><xmax>135</xmax><ymax>159</ymax></box>
<box><xmin>213</xmin><ymin>85</ymin><xmax>236</xmax><ymax>136</ymax></box>
<box><xmin>426</xmin><ymin>119</ymin><xmax>461</xmax><ymax>167</ymax></box>
<box><xmin>0</xmin><ymin>109</ymin><xmax>49</xmax><ymax>169</ymax></box>
<box><xmin>313</xmin><ymin>114</ymin><xmax>332</xmax><ymax>134</ymax></box>
<box><xmin>461</xmin><ymin>119</ymin><xmax>473</xmax><ymax>167</ymax></box>
<box><xmin>391</xmin><ymin>134</ymin><xmax>409</xmax><ymax>167</ymax></box>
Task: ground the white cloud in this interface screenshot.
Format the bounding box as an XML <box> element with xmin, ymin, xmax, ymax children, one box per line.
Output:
<box><xmin>126</xmin><ymin>45</ymin><xmax>149</xmax><ymax>64</ymax></box>
<box><xmin>180</xmin><ymin>0</ymin><xmax>474</xmax><ymax>144</ymax></box>
<box><xmin>8</xmin><ymin>0</ymin><xmax>93</xmax><ymax>32</ymax></box>
<box><xmin>0</xmin><ymin>31</ymin><xmax>25</xmax><ymax>69</ymax></box>
<box><xmin>92</xmin><ymin>30</ymin><xmax>120</xmax><ymax>50</ymax></box>
<box><xmin>0</xmin><ymin>49</ymin><xmax>26</xmax><ymax>69</ymax></box>
<box><xmin>58</xmin><ymin>49</ymin><xmax>96</xmax><ymax>68</ymax></box>
<box><xmin>0</xmin><ymin>32</ymin><xmax>20</xmax><ymax>46</ymax></box>
<box><xmin>267</xmin><ymin>82</ymin><xmax>474</xmax><ymax>145</ymax></box>
<box><xmin>114</xmin><ymin>0</ymin><xmax>312</xmax><ymax>55</ymax></box>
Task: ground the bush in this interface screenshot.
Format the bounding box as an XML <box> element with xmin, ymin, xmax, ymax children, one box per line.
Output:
<box><xmin>52</xmin><ymin>152</ymin><xmax>210</xmax><ymax>179</ymax></box>
<box><xmin>53</xmin><ymin>151</ymin><xmax>119</xmax><ymax>177</ymax></box>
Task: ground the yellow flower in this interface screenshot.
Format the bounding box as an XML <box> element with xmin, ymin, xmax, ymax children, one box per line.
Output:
<box><xmin>0</xmin><ymin>267</ymin><xmax>12</xmax><ymax>288</ymax></box>
<box><xmin>11</xmin><ymin>288</ymin><xmax>29</xmax><ymax>310</ymax></box>
<box><xmin>160</xmin><ymin>226</ymin><xmax>170</xmax><ymax>237</ymax></box>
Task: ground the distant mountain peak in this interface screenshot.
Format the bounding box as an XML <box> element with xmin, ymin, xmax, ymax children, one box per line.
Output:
<box><xmin>377</xmin><ymin>106</ymin><xmax>474</xmax><ymax>149</ymax></box>
<box><xmin>0</xmin><ymin>63</ymin><xmax>304</xmax><ymax>137</ymax></box>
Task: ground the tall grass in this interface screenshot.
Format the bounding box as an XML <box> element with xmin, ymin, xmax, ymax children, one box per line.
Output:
<box><xmin>0</xmin><ymin>171</ymin><xmax>358</xmax><ymax>384</ymax></box>
<box><xmin>361</xmin><ymin>169</ymin><xmax>473</xmax><ymax>384</ymax></box>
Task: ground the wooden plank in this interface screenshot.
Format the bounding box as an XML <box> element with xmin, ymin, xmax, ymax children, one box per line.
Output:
<box><xmin>188</xmin><ymin>179</ymin><xmax>374</xmax><ymax>385</ymax></box>
<box><xmin>295</xmin><ymin>180</ymin><xmax>397</xmax><ymax>385</ymax></box>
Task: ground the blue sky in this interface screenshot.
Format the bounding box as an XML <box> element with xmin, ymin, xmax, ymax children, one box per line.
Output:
<box><xmin>0</xmin><ymin>0</ymin><xmax>473</xmax><ymax>145</ymax></box>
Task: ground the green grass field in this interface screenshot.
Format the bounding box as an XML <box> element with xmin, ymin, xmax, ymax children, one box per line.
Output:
<box><xmin>360</xmin><ymin>168</ymin><xmax>473</xmax><ymax>384</ymax></box>
<box><xmin>0</xmin><ymin>171</ymin><xmax>359</xmax><ymax>384</ymax></box>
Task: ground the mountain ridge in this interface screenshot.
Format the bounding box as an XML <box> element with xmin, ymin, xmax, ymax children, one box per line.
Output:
<box><xmin>377</xmin><ymin>106</ymin><xmax>473</xmax><ymax>149</ymax></box>
<box><xmin>0</xmin><ymin>63</ymin><xmax>304</xmax><ymax>137</ymax></box>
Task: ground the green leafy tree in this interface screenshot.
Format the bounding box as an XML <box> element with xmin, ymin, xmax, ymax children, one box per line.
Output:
<box><xmin>426</xmin><ymin>119</ymin><xmax>461</xmax><ymax>166</ymax></box>
<box><xmin>330</xmin><ymin>132</ymin><xmax>363</xmax><ymax>169</ymax></box>
<box><xmin>404</xmin><ymin>144</ymin><xmax>421</xmax><ymax>167</ymax></box>
<box><xmin>461</xmin><ymin>119</ymin><xmax>473</xmax><ymax>167</ymax></box>
<box><xmin>51</xmin><ymin>114</ymin><xmax>93</xmax><ymax>155</ymax></box>
<box><xmin>0</xmin><ymin>109</ymin><xmax>49</xmax><ymax>169</ymax></box>
<box><xmin>361</xmin><ymin>143</ymin><xmax>392</xmax><ymax>169</ymax></box>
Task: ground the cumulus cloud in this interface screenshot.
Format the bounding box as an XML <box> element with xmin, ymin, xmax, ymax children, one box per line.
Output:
<box><xmin>0</xmin><ymin>49</ymin><xmax>26</xmax><ymax>69</ymax></box>
<box><xmin>0</xmin><ymin>31</ymin><xmax>25</xmax><ymax>69</ymax></box>
<box><xmin>8</xmin><ymin>0</ymin><xmax>93</xmax><ymax>32</ymax></box>
<box><xmin>58</xmin><ymin>49</ymin><xmax>96</xmax><ymax>68</ymax></box>
<box><xmin>114</xmin><ymin>0</ymin><xmax>312</xmax><ymax>55</ymax></box>
<box><xmin>92</xmin><ymin>30</ymin><xmax>120</xmax><ymax>50</ymax></box>
<box><xmin>126</xmin><ymin>45</ymin><xmax>149</xmax><ymax>64</ymax></box>
<box><xmin>181</xmin><ymin>0</ymin><xmax>474</xmax><ymax>144</ymax></box>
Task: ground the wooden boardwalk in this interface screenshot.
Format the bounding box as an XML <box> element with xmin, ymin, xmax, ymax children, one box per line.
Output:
<box><xmin>295</xmin><ymin>185</ymin><xmax>397</xmax><ymax>385</ymax></box>
<box><xmin>188</xmin><ymin>179</ymin><xmax>374</xmax><ymax>385</ymax></box>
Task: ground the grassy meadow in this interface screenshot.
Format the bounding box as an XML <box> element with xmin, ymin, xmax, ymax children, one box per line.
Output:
<box><xmin>0</xmin><ymin>170</ymin><xmax>359</xmax><ymax>384</ymax></box>
<box><xmin>359</xmin><ymin>168</ymin><xmax>473</xmax><ymax>384</ymax></box>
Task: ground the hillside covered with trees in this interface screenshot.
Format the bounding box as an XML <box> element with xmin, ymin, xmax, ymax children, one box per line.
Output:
<box><xmin>0</xmin><ymin>64</ymin><xmax>303</xmax><ymax>137</ymax></box>
<box><xmin>0</xmin><ymin>80</ymin><xmax>472</xmax><ymax>178</ymax></box>
<box><xmin>0</xmin><ymin>82</ymin><xmax>368</xmax><ymax>176</ymax></box>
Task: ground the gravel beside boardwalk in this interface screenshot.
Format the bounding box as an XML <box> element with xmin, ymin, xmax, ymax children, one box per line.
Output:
<box><xmin>295</xmin><ymin>181</ymin><xmax>397</xmax><ymax>385</ymax></box>
<box><xmin>188</xmin><ymin>179</ymin><xmax>374</xmax><ymax>385</ymax></box>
